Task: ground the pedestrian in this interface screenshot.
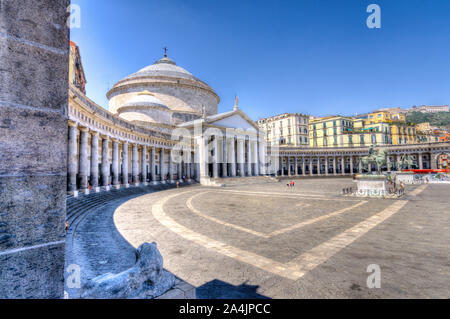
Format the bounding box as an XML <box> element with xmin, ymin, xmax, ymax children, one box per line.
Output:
<box><xmin>292</xmin><ymin>181</ymin><xmax>295</xmax><ymax>188</ymax></box>
<box><xmin>65</xmin><ymin>221</ymin><xmax>69</xmax><ymax>232</ymax></box>
<box><xmin>176</xmin><ymin>181</ymin><xmax>179</xmax><ymax>188</ymax></box>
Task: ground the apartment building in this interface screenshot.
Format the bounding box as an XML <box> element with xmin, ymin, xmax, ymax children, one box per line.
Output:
<box><xmin>257</xmin><ymin>113</ymin><xmax>310</xmax><ymax>147</ymax></box>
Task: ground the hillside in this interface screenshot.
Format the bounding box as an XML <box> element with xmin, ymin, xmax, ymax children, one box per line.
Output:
<box><xmin>406</xmin><ymin>111</ymin><xmax>450</xmax><ymax>129</ymax></box>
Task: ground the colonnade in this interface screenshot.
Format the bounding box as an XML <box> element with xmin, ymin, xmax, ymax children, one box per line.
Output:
<box><xmin>197</xmin><ymin>133</ymin><xmax>267</xmax><ymax>180</ymax></box>
<box><xmin>278</xmin><ymin>153</ymin><xmax>433</xmax><ymax>177</ymax></box>
<box><xmin>68</xmin><ymin>121</ymin><xmax>196</xmax><ymax>194</ymax></box>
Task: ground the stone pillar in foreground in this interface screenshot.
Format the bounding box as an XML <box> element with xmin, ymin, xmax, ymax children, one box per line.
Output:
<box><xmin>341</xmin><ymin>157</ymin><xmax>346</xmax><ymax>175</ymax></box>
<box><xmin>68</xmin><ymin>122</ymin><xmax>78</xmax><ymax>192</ymax></box>
<box><xmin>90</xmin><ymin>132</ymin><xmax>99</xmax><ymax>189</ymax></box>
<box><xmin>0</xmin><ymin>0</ymin><xmax>69</xmax><ymax>298</ymax></box>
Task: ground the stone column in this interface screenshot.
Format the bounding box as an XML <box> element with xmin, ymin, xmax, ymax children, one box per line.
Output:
<box><xmin>358</xmin><ymin>157</ymin><xmax>363</xmax><ymax>173</ymax></box>
<box><xmin>112</xmin><ymin>139</ymin><xmax>119</xmax><ymax>188</ymax></box>
<box><xmin>160</xmin><ymin>148</ymin><xmax>166</xmax><ymax>183</ymax></box>
<box><xmin>333</xmin><ymin>156</ymin><xmax>337</xmax><ymax>175</ymax></box>
<box><xmin>212</xmin><ymin>136</ymin><xmax>219</xmax><ymax>179</ymax></box>
<box><xmin>0</xmin><ymin>0</ymin><xmax>69</xmax><ymax>298</ymax></box>
<box><xmin>230</xmin><ymin>138</ymin><xmax>237</xmax><ymax>177</ymax></box>
<box><xmin>122</xmin><ymin>142</ymin><xmax>129</xmax><ymax>187</ymax></box>
<box><xmin>259</xmin><ymin>140</ymin><xmax>266</xmax><ymax>175</ymax></box>
<box><xmin>101</xmin><ymin>136</ymin><xmax>110</xmax><ymax>188</ymax></box>
<box><xmin>68</xmin><ymin>122</ymin><xmax>78</xmax><ymax>192</ymax></box>
<box><xmin>186</xmin><ymin>151</ymin><xmax>192</xmax><ymax>181</ymax></box>
<box><xmin>302</xmin><ymin>156</ymin><xmax>306</xmax><ymax>176</ymax></box>
<box><xmin>141</xmin><ymin>146</ymin><xmax>147</xmax><ymax>185</ymax></box>
<box><xmin>178</xmin><ymin>152</ymin><xmax>183</xmax><ymax>182</ymax></box>
<box><xmin>317</xmin><ymin>157</ymin><xmax>321</xmax><ymax>176</ymax></box>
<box><xmin>90</xmin><ymin>132</ymin><xmax>99</xmax><ymax>190</ymax></box>
<box><xmin>418</xmin><ymin>153</ymin><xmax>424</xmax><ymax>170</ymax></box>
<box><xmin>131</xmin><ymin>144</ymin><xmax>139</xmax><ymax>185</ymax></box>
<box><xmin>222</xmin><ymin>137</ymin><xmax>228</xmax><ymax>177</ymax></box>
<box><xmin>253</xmin><ymin>140</ymin><xmax>259</xmax><ymax>176</ymax></box>
<box><xmin>387</xmin><ymin>155</ymin><xmax>391</xmax><ymax>173</ymax></box>
<box><xmin>341</xmin><ymin>157</ymin><xmax>346</xmax><ymax>176</ymax></box>
<box><xmin>325</xmin><ymin>157</ymin><xmax>329</xmax><ymax>176</ymax></box>
<box><xmin>350</xmin><ymin>156</ymin><xmax>354</xmax><ymax>175</ymax></box>
<box><xmin>78</xmin><ymin>127</ymin><xmax>89</xmax><ymax>191</ymax></box>
<box><xmin>246</xmin><ymin>139</ymin><xmax>252</xmax><ymax>176</ymax></box>
<box><xmin>288</xmin><ymin>157</ymin><xmax>292</xmax><ymax>176</ymax></box>
<box><xmin>294</xmin><ymin>157</ymin><xmax>299</xmax><ymax>176</ymax></box>
<box><xmin>396</xmin><ymin>154</ymin><xmax>400</xmax><ymax>171</ymax></box>
<box><xmin>168</xmin><ymin>148</ymin><xmax>174</xmax><ymax>183</ymax></box>
<box><xmin>237</xmin><ymin>137</ymin><xmax>245</xmax><ymax>177</ymax></box>
<box><xmin>151</xmin><ymin>147</ymin><xmax>157</xmax><ymax>184</ymax></box>
<box><xmin>198</xmin><ymin>135</ymin><xmax>209</xmax><ymax>181</ymax></box>
<box><xmin>310</xmin><ymin>156</ymin><xmax>313</xmax><ymax>176</ymax></box>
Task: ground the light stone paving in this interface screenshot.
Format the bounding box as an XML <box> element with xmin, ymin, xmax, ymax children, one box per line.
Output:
<box><xmin>113</xmin><ymin>179</ymin><xmax>450</xmax><ymax>298</ymax></box>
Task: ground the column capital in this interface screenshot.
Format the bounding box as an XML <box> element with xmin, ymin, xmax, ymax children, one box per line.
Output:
<box><xmin>79</xmin><ymin>126</ymin><xmax>89</xmax><ymax>133</ymax></box>
<box><xmin>68</xmin><ymin>120</ymin><xmax>78</xmax><ymax>128</ymax></box>
<box><xmin>100</xmin><ymin>134</ymin><xmax>109</xmax><ymax>140</ymax></box>
<box><xmin>90</xmin><ymin>130</ymin><xmax>99</xmax><ymax>137</ymax></box>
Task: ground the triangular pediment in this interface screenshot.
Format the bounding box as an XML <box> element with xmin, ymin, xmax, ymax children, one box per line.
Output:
<box><xmin>208</xmin><ymin>110</ymin><xmax>258</xmax><ymax>131</ymax></box>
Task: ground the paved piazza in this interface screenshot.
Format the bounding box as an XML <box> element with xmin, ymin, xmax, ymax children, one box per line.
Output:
<box><xmin>112</xmin><ymin>179</ymin><xmax>450</xmax><ymax>299</ymax></box>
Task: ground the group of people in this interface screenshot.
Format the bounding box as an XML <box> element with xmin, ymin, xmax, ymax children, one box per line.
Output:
<box><xmin>287</xmin><ymin>181</ymin><xmax>295</xmax><ymax>188</ymax></box>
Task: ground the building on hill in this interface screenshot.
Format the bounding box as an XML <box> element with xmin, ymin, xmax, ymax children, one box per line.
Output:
<box><xmin>407</xmin><ymin>105</ymin><xmax>449</xmax><ymax>114</ymax></box>
<box><xmin>257</xmin><ymin>113</ymin><xmax>310</xmax><ymax>147</ymax></box>
<box><xmin>69</xmin><ymin>41</ymin><xmax>86</xmax><ymax>94</ymax></box>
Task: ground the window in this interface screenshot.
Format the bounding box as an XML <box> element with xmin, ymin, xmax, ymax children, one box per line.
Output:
<box><xmin>360</xmin><ymin>135</ymin><xmax>365</xmax><ymax>144</ymax></box>
<box><xmin>323</xmin><ymin>137</ymin><xmax>328</xmax><ymax>146</ymax></box>
<box><xmin>349</xmin><ymin>135</ymin><xmax>353</xmax><ymax>144</ymax></box>
<box><xmin>371</xmin><ymin>134</ymin><xmax>376</xmax><ymax>144</ymax></box>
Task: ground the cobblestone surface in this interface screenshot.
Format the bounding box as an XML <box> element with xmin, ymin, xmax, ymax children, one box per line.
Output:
<box><xmin>113</xmin><ymin>178</ymin><xmax>450</xmax><ymax>299</ymax></box>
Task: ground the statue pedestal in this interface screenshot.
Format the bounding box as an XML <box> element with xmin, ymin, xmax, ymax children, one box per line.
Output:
<box><xmin>395</xmin><ymin>171</ymin><xmax>415</xmax><ymax>185</ymax></box>
<box><xmin>354</xmin><ymin>174</ymin><xmax>388</xmax><ymax>197</ymax></box>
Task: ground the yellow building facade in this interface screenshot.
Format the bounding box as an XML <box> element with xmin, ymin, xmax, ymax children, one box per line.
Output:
<box><xmin>309</xmin><ymin>111</ymin><xmax>419</xmax><ymax>148</ymax></box>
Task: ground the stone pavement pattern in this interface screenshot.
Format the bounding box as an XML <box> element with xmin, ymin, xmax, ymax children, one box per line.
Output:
<box><xmin>113</xmin><ymin>179</ymin><xmax>450</xmax><ymax>298</ymax></box>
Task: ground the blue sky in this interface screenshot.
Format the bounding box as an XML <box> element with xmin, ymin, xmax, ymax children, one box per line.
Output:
<box><xmin>70</xmin><ymin>0</ymin><xmax>450</xmax><ymax>120</ymax></box>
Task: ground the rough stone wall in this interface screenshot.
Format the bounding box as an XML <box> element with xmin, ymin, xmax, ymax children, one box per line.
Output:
<box><xmin>0</xmin><ymin>0</ymin><xmax>69</xmax><ymax>298</ymax></box>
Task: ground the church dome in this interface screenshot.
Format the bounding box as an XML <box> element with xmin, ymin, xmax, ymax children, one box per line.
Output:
<box><xmin>126</xmin><ymin>57</ymin><xmax>199</xmax><ymax>82</ymax></box>
<box><xmin>107</xmin><ymin>52</ymin><xmax>220</xmax><ymax>124</ymax></box>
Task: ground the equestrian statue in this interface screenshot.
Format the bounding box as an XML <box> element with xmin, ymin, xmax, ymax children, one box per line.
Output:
<box><xmin>359</xmin><ymin>145</ymin><xmax>389</xmax><ymax>174</ymax></box>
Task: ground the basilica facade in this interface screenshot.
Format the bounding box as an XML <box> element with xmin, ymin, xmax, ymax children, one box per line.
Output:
<box><xmin>68</xmin><ymin>54</ymin><xmax>273</xmax><ymax>194</ymax></box>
